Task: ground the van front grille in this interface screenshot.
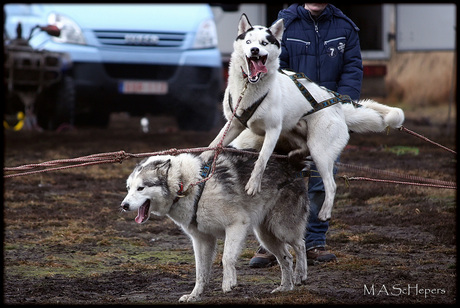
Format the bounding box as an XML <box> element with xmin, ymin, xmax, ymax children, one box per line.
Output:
<box><xmin>94</xmin><ymin>30</ymin><xmax>186</xmax><ymax>48</ymax></box>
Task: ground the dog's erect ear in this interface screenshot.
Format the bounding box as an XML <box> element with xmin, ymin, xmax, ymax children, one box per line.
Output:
<box><xmin>157</xmin><ymin>159</ymin><xmax>171</xmax><ymax>177</ymax></box>
<box><xmin>269</xmin><ymin>18</ymin><xmax>284</xmax><ymax>42</ymax></box>
<box><xmin>238</xmin><ymin>13</ymin><xmax>252</xmax><ymax>36</ymax></box>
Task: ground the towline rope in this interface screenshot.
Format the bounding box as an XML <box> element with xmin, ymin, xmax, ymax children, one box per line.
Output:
<box><xmin>340</xmin><ymin>176</ymin><xmax>456</xmax><ymax>190</ymax></box>
<box><xmin>4</xmin><ymin>146</ymin><xmax>455</xmax><ymax>190</ymax></box>
<box><xmin>3</xmin><ymin>148</ymin><xmax>210</xmax><ymax>179</ymax></box>
<box><xmin>3</xmin><ymin>146</ymin><xmax>290</xmax><ymax>179</ymax></box>
<box><xmin>3</xmin><ymin>118</ymin><xmax>455</xmax><ymax>189</ymax></box>
<box><xmin>336</xmin><ymin>162</ymin><xmax>456</xmax><ymax>188</ymax></box>
<box><xmin>399</xmin><ymin>126</ymin><xmax>456</xmax><ymax>155</ymax></box>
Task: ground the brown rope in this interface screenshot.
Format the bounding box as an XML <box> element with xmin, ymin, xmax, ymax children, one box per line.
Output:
<box><xmin>399</xmin><ymin>125</ymin><xmax>456</xmax><ymax>154</ymax></box>
<box><xmin>3</xmin><ymin>148</ymin><xmax>214</xmax><ymax>179</ymax></box>
<box><xmin>4</xmin><ymin>120</ymin><xmax>455</xmax><ymax>191</ymax></box>
<box><xmin>341</xmin><ymin>176</ymin><xmax>456</xmax><ymax>190</ymax></box>
<box><xmin>336</xmin><ymin>162</ymin><xmax>456</xmax><ymax>187</ymax></box>
<box><xmin>5</xmin><ymin>146</ymin><xmax>454</xmax><ymax>189</ymax></box>
<box><xmin>4</xmin><ymin>147</ymin><xmax>455</xmax><ymax>190</ymax></box>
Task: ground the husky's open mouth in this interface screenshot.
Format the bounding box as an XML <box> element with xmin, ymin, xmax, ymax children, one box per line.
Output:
<box><xmin>135</xmin><ymin>199</ymin><xmax>151</xmax><ymax>224</ymax></box>
<box><xmin>245</xmin><ymin>55</ymin><xmax>267</xmax><ymax>83</ymax></box>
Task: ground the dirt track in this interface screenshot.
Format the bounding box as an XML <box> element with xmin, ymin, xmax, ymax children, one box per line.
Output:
<box><xmin>3</xmin><ymin>106</ymin><xmax>457</xmax><ymax>304</ymax></box>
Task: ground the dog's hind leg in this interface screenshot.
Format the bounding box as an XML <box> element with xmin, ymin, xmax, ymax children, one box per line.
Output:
<box><xmin>255</xmin><ymin>228</ymin><xmax>294</xmax><ymax>292</ymax></box>
<box><xmin>309</xmin><ymin>142</ymin><xmax>337</xmax><ymax>221</ymax></box>
<box><xmin>291</xmin><ymin>239</ymin><xmax>308</xmax><ymax>285</ymax></box>
<box><xmin>307</xmin><ymin>117</ymin><xmax>348</xmax><ymax>221</ymax></box>
<box><xmin>222</xmin><ymin>223</ymin><xmax>250</xmax><ymax>293</ymax></box>
<box><xmin>316</xmin><ymin>163</ymin><xmax>336</xmax><ymax>222</ymax></box>
<box><xmin>179</xmin><ymin>233</ymin><xmax>217</xmax><ymax>303</ymax></box>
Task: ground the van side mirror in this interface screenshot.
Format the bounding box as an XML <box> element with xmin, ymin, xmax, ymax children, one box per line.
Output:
<box><xmin>40</xmin><ymin>25</ymin><xmax>61</xmax><ymax>37</ymax></box>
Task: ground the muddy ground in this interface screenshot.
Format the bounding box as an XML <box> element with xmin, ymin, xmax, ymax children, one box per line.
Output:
<box><xmin>3</xmin><ymin>104</ymin><xmax>457</xmax><ymax>305</ymax></box>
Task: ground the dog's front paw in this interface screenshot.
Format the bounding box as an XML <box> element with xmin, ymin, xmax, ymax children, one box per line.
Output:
<box><xmin>199</xmin><ymin>150</ymin><xmax>215</xmax><ymax>163</ymax></box>
<box><xmin>245</xmin><ymin>174</ymin><xmax>262</xmax><ymax>195</ymax></box>
<box><xmin>294</xmin><ymin>273</ymin><xmax>308</xmax><ymax>286</ymax></box>
<box><xmin>270</xmin><ymin>284</ymin><xmax>294</xmax><ymax>293</ymax></box>
<box><xmin>179</xmin><ymin>294</ymin><xmax>200</xmax><ymax>303</ymax></box>
<box><xmin>245</xmin><ymin>181</ymin><xmax>261</xmax><ymax>195</ymax></box>
<box><xmin>222</xmin><ymin>282</ymin><xmax>237</xmax><ymax>293</ymax></box>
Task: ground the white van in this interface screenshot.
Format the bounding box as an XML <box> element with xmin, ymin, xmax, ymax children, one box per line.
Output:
<box><xmin>4</xmin><ymin>4</ymin><xmax>223</xmax><ymax>130</ymax></box>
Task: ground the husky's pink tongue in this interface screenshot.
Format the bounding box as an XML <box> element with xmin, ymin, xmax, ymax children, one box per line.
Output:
<box><xmin>249</xmin><ymin>58</ymin><xmax>267</xmax><ymax>77</ymax></box>
<box><xmin>135</xmin><ymin>200</ymin><xmax>150</xmax><ymax>224</ymax></box>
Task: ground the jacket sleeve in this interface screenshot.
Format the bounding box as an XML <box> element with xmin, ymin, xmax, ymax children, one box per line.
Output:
<box><xmin>336</xmin><ymin>29</ymin><xmax>363</xmax><ymax>101</ymax></box>
<box><xmin>277</xmin><ymin>6</ymin><xmax>296</xmax><ymax>70</ymax></box>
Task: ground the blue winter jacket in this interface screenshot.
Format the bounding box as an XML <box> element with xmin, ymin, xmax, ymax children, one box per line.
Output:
<box><xmin>278</xmin><ymin>4</ymin><xmax>363</xmax><ymax>100</ymax></box>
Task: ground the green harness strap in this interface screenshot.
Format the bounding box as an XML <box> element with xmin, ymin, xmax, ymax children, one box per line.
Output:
<box><xmin>228</xmin><ymin>91</ymin><xmax>269</xmax><ymax>128</ymax></box>
<box><xmin>279</xmin><ymin>69</ymin><xmax>360</xmax><ymax>116</ymax></box>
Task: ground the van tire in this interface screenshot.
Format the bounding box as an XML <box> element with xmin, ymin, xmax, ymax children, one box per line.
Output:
<box><xmin>177</xmin><ymin>103</ymin><xmax>217</xmax><ymax>131</ymax></box>
<box><xmin>36</xmin><ymin>76</ymin><xmax>76</xmax><ymax>130</ymax></box>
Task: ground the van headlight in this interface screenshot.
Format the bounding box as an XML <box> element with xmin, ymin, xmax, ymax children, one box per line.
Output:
<box><xmin>192</xmin><ymin>19</ymin><xmax>218</xmax><ymax>49</ymax></box>
<box><xmin>48</xmin><ymin>12</ymin><xmax>86</xmax><ymax>45</ymax></box>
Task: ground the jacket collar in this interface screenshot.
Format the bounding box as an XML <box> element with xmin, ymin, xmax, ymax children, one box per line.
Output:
<box><xmin>297</xmin><ymin>3</ymin><xmax>332</xmax><ymax>24</ymax></box>
<box><xmin>281</xmin><ymin>3</ymin><xmax>359</xmax><ymax>31</ymax></box>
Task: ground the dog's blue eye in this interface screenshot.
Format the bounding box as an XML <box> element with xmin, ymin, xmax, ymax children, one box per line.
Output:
<box><xmin>137</xmin><ymin>187</ymin><xmax>144</xmax><ymax>191</ymax></box>
<box><xmin>246</xmin><ymin>40</ymin><xmax>251</xmax><ymax>44</ymax></box>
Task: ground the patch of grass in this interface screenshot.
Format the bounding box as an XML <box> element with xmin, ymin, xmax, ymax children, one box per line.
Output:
<box><xmin>329</xmin><ymin>230</ymin><xmax>393</xmax><ymax>245</ymax></box>
<box><xmin>327</xmin><ymin>254</ymin><xmax>381</xmax><ymax>271</ymax></box>
<box><xmin>329</xmin><ymin>230</ymin><xmax>354</xmax><ymax>243</ymax></box>
<box><xmin>383</xmin><ymin>145</ymin><xmax>419</xmax><ymax>156</ymax></box>
<box><xmin>365</xmin><ymin>194</ymin><xmax>406</xmax><ymax>207</ymax></box>
<box><xmin>5</xmin><ymin>239</ymin><xmax>195</xmax><ymax>280</ymax></box>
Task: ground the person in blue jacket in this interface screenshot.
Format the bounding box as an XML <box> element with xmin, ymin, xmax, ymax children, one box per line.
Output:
<box><xmin>249</xmin><ymin>3</ymin><xmax>363</xmax><ymax>267</ymax></box>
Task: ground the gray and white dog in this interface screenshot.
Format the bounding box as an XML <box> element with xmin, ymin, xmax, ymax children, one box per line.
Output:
<box><xmin>120</xmin><ymin>150</ymin><xmax>309</xmax><ymax>302</ymax></box>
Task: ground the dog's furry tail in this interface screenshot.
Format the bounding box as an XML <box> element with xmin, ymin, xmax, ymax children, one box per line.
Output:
<box><xmin>343</xmin><ymin>99</ymin><xmax>405</xmax><ymax>133</ymax></box>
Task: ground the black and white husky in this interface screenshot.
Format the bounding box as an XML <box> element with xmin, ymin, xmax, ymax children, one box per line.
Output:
<box><xmin>121</xmin><ymin>151</ymin><xmax>309</xmax><ymax>302</ymax></box>
<box><xmin>207</xmin><ymin>14</ymin><xmax>405</xmax><ymax>221</ymax></box>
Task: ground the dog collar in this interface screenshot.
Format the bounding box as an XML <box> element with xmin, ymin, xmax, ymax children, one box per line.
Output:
<box><xmin>177</xmin><ymin>182</ymin><xmax>184</xmax><ymax>195</ymax></box>
<box><xmin>241</xmin><ymin>66</ymin><xmax>248</xmax><ymax>79</ymax></box>
<box><xmin>172</xmin><ymin>182</ymin><xmax>185</xmax><ymax>204</ymax></box>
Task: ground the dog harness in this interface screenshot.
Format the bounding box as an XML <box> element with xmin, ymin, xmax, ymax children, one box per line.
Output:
<box><xmin>189</xmin><ymin>160</ymin><xmax>212</xmax><ymax>226</ymax></box>
<box><xmin>231</xmin><ymin>68</ymin><xmax>360</xmax><ymax>128</ymax></box>
<box><xmin>171</xmin><ymin>160</ymin><xmax>212</xmax><ymax>227</ymax></box>
<box><xmin>279</xmin><ymin>69</ymin><xmax>361</xmax><ymax>116</ymax></box>
<box><xmin>228</xmin><ymin>91</ymin><xmax>268</xmax><ymax>128</ymax></box>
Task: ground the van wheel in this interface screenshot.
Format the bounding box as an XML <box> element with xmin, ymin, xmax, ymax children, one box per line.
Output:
<box><xmin>177</xmin><ymin>103</ymin><xmax>217</xmax><ymax>131</ymax></box>
<box><xmin>36</xmin><ymin>76</ymin><xmax>76</xmax><ymax>130</ymax></box>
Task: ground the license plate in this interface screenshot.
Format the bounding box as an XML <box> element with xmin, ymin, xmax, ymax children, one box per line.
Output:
<box><xmin>119</xmin><ymin>81</ymin><xmax>168</xmax><ymax>95</ymax></box>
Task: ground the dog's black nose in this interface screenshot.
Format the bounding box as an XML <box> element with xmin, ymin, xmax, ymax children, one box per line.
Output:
<box><xmin>121</xmin><ymin>203</ymin><xmax>130</xmax><ymax>211</ymax></box>
<box><xmin>251</xmin><ymin>47</ymin><xmax>259</xmax><ymax>55</ymax></box>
